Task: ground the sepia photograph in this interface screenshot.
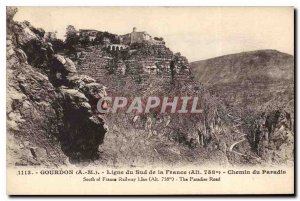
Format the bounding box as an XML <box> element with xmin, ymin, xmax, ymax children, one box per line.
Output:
<box><xmin>6</xmin><ymin>6</ymin><xmax>295</xmax><ymax>195</ymax></box>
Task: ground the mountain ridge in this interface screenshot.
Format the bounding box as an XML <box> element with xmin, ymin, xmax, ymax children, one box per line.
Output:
<box><xmin>191</xmin><ymin>49</ymin><xmax>293</xmax><ymax>63</ymax></box>
<box><xmin>190</xmin><ymin>49</ymin><xmax>294</xmax><ymax>113</ymax></box>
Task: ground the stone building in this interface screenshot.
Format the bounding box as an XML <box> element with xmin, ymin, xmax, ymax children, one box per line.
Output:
<box><xmin>78</xmin><ymin>29</ymin><xmax>98</xmax><ymax>41</ymax></box>
<box><xmin>119</xmin><ymin>33</ymin><xmax>131</xmax><ymax>45</ymax></box>
<box><xmin>120</xmin><ymin>27</ymin><xmax>155</xmax><ymax>45</ymax></box>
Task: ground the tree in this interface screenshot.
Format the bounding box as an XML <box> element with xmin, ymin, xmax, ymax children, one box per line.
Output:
<box><xmin>50</xmin><ymin>39</ymin><xmax>65</xmax><ymax>53</ymax></box>
<box><xmin>95</xmin><ymin>31</ymin><xmax>120</xmax><ymax>45</ymax></box>
<box><xmin>7</xmin><ymin>7</ymin><xmax>18</xmax><ymax>22</ymax></box>
<box><xmin>44</xmin><ymin>31</ymin><xmax>65</xmax><ymax>53</ymax></box>
<box><xmin>65</xmin><ymin>25</ymin><xmax>79</xmax><ymax>55</ymax></box>
<box><xmin>45</xmin><ymin>31</ymin><xmax>57</xmax><ymax>41</ymax></box>
<box><xmin>80</xmin><ymin>36</ymin><xmax>90</xmax><ymax>47</ymax></box>
<box><xmin>66</xmin><ymin>25</ymin><xmax>77</xmax><ymax>37</ymax></box>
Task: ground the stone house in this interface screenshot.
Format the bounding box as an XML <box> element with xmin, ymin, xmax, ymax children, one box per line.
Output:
<box><xmin>120</xmin><ymin>27</ymin><xmax>153</xmax><ymax>45</ymax></box>
<box><xmin>78</xmin><ymin>29</ymin><xmax>98</xmax><ymax>42</ymax></box>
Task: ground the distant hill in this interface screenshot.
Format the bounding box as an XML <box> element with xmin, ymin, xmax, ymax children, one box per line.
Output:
<box><xmin>190</xmin><ymin>50</ymin><xmax>294</xmax><ymax>113</ymax></box>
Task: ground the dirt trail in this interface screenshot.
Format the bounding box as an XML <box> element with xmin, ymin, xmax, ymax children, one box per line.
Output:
<box><xmin>227</xmin><ymin>114</ymin><xmax>261</xmax><ymax>160</ymax></box>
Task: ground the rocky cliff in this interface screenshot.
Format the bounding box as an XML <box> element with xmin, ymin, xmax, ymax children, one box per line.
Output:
<box><xmin>7</xmin><ymin>7</ymin><xmax>107</xmax><ymax>166</ymax></box>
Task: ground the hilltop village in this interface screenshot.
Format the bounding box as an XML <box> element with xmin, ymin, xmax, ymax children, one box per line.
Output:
<box><xmin>78</xmin><ymin>27</ymin><xmax>165</xmax><ymax>49</ymax></box>
<box><xmin>57</xmin><ymin>26</ymin><xmax>190</xmax><ymax>81</ymax></box>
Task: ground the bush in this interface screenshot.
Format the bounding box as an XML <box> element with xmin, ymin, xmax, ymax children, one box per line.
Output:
<box><xmin>48</xmin><ymin>38</ymin><xmax>65</xmax><ymax>53</ymax></box>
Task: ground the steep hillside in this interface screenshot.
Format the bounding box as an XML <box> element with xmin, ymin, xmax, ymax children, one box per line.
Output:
<box><xmin>76</xmin><ymin>47</ymin><xmax>233</xmax><ymax>167</ymax></box>
<box><xmin>190</xmin><ymin>50</ymin><xmax>294</xmax><ymax>114</ymax></box>
<box><xmin>7</xmin><ymin>8</ymin><xmax>107</xmax><ymax>166</ymax></box>
<box><xmin>75</xmin><ymin>45</ymin><xmax>294</xmax><ymax>167</ymax></box>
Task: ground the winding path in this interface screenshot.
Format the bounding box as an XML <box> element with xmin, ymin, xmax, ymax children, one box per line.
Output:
<box><xmin>227</xmin><ymin>114</ymin><xmax>261</xmax><ymax>160</ymax></box>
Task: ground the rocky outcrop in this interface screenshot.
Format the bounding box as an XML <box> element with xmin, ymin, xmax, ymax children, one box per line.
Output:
<box><xmin>7</xmin><ymin>7</ymin><xmax>107</xmax><ymax>166</ymax></box>
<box><xmin>7</xmin><ymin>47</ymin><xmax>66</xmax><ymax>166</ymax></box>
<box><xmin>57</xmin><ymin>86</ymin><xmax>106</xmax><ymax>162</ymax></box>
<box><xmin>249</xmin><ymin>110</ymin><xmax>294</xmax><ymax>164</ymax></box>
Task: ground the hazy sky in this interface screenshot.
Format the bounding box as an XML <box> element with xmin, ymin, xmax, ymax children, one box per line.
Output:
<box><xmin>14</xmin><ymin>7</ymin><xmax>294</xmax><ymax>61</ymax></box>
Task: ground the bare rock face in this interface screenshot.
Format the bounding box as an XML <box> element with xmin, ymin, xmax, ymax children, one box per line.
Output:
<box><xmin>14</xmin><ymin>23</ymin><xmax>39</xmax><ymax>46</ymax></box>
<box><xmin>7</xmin><ymin>7</ymin><xmax>107</xmax><ymax>166</ymax></box>
<box><xmin>7</xmin><ymin>45</ymin><xmax>66</xmax><ymax>166</ymax></box>
<box><xmin>249</xmin><ymin>110</ymin><xmax>294</xmax><ymax>164</ymax></box>
<box><xmin>58</xmin><ymin>87</ymin><xmax>106</xmax><ymax>162</ymax></box>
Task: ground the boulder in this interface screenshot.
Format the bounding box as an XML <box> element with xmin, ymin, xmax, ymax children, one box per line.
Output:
<box><xmin>58</xmin><ymin>86</ymin><xmax>106</xmax><ymax>162</ymax></box>
<box><xmin>66</xmin><ymin>74</ymin><xmax>96</xmax><ymax>93</ymax></box>
<box><xmin>52</xmin><ymin>54</ymin><xmax>77</xmax><ymax>74</ymax></box>
<box><xmin>59</xmin><ymin>87</ymin><xmax>89</xmax><ymax>103</ymax></box>
<box><xmin>65</xmin><ymin>58</ymin><xmax>77</xmax><ymax>73</ymax></box>
<box><xmin>14</xmin><ymin>22</ymin><xmax>38</xmax><ymax>46</ymax></box>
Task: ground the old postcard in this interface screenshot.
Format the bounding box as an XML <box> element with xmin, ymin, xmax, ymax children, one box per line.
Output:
<box><xmin>6</xmin><ymin>6</ymin><xmax>294</xmax><ymax>195</ymax></box>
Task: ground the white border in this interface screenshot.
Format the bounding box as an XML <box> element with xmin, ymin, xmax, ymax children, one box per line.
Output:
<box><xmin>1</xmin><ymin>0</ymin><xmax>298</xmax><ymax>200</ymax></box>
<box><xmin>2</xmin><ymin>0</ymin><xmax>299</xmax><ymax>6</ymax></box>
